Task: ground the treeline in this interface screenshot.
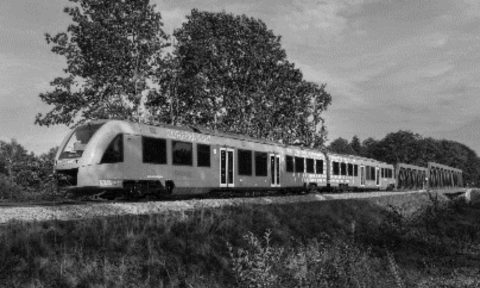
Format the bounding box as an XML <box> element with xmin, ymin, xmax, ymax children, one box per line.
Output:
<box><xmin>327</xmin><ymin>131</ymin><xmax>480</xmax><ymax>187</ymax></box>
<box><xmin>0</xmin><ymin>140</ymin><xmax>57</xmax><ymax>200</ymax></box>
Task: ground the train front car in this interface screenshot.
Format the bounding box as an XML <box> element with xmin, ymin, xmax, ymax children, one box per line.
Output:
<box><xmin>55</xmin><ymin>120</ymin><xmax>138</xmax><ymax>198</ymax></box>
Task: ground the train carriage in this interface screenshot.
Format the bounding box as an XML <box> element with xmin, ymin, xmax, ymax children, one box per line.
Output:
<box><xmin>326</xmin><ymin>154</ymin><xmax>395</xmax><ymax>191</ymax></box>
<box><xmin>55</xmin><ymin>119</ymin><xmax>332</xmax><ymax>197</ymax></box>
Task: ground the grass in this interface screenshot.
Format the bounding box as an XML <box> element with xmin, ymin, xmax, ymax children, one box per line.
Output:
<box><xmin>0</xmin><ymin>192</ymin><xmax>479</xmax><ymax>287</ymax></box>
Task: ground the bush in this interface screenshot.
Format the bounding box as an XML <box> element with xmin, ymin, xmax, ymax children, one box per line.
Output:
<box><xmin>228</xmin><ymin>230</ymin><xmax>405</xmax><ymax>288</ymax></box>
<box><xmin>0</xmin><ymin>174</ymin><xmax>25</xmax><ymax>201</ymax></box>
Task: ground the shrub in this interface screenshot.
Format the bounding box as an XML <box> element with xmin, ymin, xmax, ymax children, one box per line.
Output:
<box><xmin>0</xmin><ymin>174</ymin><xmax>25</xmax><ymax>201</ymax></box>
<box><xmin>228</xmin><ymin>230</ymin><xmax>405</xmax><ymax>288</ymax></box>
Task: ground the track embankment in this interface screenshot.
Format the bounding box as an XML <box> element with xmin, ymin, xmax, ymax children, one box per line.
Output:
<box><xmin>0</xmin><ymin>190</ymin><xmax>474</xmax><ymax>224</ymax></box>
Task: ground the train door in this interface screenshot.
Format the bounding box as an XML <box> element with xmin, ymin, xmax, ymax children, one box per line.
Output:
<box><xmin>360</xmin><ymin>166</ymin><xmax>366</xmax><ymax>186</ymax></box>
<box><xmin>270</xmin><ymin>154</ymin><xmax>280</xmax><ymax>187</ymax></box>
<box><xmin>376</xmin><ymin>167</ymin><xmax>380</xmax><ymax>186</ymax></box>
<box><xmin>219</xmin><ymin>148</ymin><xmax>234</xmax><ymax>188</ymax></box>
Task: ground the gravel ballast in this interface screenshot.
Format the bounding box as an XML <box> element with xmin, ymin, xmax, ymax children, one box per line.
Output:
<box><xmin>0</xmin><ymin>190</ymin><xmax>470</xmax><ymax>224</ymax></box>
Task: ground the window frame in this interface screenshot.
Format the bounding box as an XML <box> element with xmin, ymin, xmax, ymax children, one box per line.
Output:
<box><xmin>255</xmin><ymin>151</ymin><xmax>268</xmax><ymax>177</ymax></box>
<box><xmin>197</xmin><ymin>143</ymin><xmax>211</xmax><ymax>167</ymax></box>
<box><xmin>100</xmin><ymin>134</ymin><xmax>124</xmax><ymax>164</ymax></box>
<box><xmin>316</xmin><ymin>159</ymin><xmax>324</xmax><ymax>175</ymax></box>
<box><xmin>295</xmin><ymin>157</ymin><xmax>305</xmax><ymax>173</ymax></box>
<box><xmin>286</xmin><ymin>155</ymin><xmax>294</xmax><ymax>172</ymax></box>
<box><xmin>333</xmin><ymin>161</ymin><xmax>340</xmax><ymax>176</ymax></box>
<box><xmin>306</xmin><ymin>158</ymin><xmax>314</xmax><ymax>173</ymax></box>
<box><xmin>340</xmin><ymin>162</ymin><xmax>347</xmax><ymax>176</ymax></box>
<box><xmin>238</xmin><ymin>149</ymin><xmax>253</xmax><ymax>176</ymax></box>
<box><xmin>142</xmin><ymin>136</ymin><xmax>167</xmax><ymax>165</ymax></box>
<box><xmin>348</xmin><ymin>163</ymin><xmax>353</xmax><ymax>176</ymax></box>
<box><xmin>172</xmin><ymin>140</ymin><xmax>193</xmax><ymax>166</ymax></box>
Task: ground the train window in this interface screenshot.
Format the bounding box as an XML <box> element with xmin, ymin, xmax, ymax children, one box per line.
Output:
<box><xmin>306</xmin><ymin>158</ymin><xmax>314</xmax><ymax>173</ymax></box>
<box><xmin>354</xmin><ymin>165</ymin><xmax>358</xmax><ymax>176</ymax></box>
<box><xmin>60</xmin><ymin>123</ymin><xmax>105</xmax><ymax>159</ymax></box>
<box><xmin>316</xmin><ymin>159</ymin><xmax>323</xmax><ymax>174</ymax></box>
<box><xmin>371</xmin><ymin>167</ymin><xmax>376</xmax><ymax>181</ymax></box>
<box><xmin>238</xmin><ymin>149</ymin><xmax>252</xmax><ymax>175</ymax></box>
<box><xmin>295</xmin><ymin>157</ymin><xmax>304</xmax><ymax>173</ymax></box>
<box><xmin>255</xmin><ymin>152</ymin><xmax>268</xmax><ymax>176</ymax></box>
<box><xmin>381</xmin><ymin>168</ymin><xmax>385</xmax><ymax>178</ymax></box>
<box><xmin>172</xmin><ymin>141</ymin><xmax>192</xmax><ymax>166</ymax></box>
<box><xmin>197</xmin><ymin>144</ymin><xmax>211</xmax><ymax>167</ymax></box>
<box><xmin>366</xmin><ymin>166</ymin><xmax>371</xmax><ymax>180</ymax></box>
<box><xmin>286</xmin><ymin>156</ymin><xmax>294</xmax><ymax>172</ymax></box>
<box><xmin>101</xmin><ymin>134</ymin><xmax>123</xmax><ymax>163</ymax></box>
<box><xmin>143</xmin><ymin>137</ymin><xmax>166</xmax><ymax>164</ymax></box>
<box><xmin>333</xmin><ymin>162</ymin><xmax>339</xmax><ymax>175</ymax></box>
<box><xmin>348</xmin><ymin>163</ymin><xmax>353</xmax><ymax>176</ymax></box>
<box><xmin>340</xmin><ymin>163</ymin><xmax>347</xmax><ymax>176</ymax></box>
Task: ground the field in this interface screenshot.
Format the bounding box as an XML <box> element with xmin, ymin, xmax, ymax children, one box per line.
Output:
<box><xmin>0</xmin><ymin>191</ymin><xmax>479</xmax><ymax>287</ymax></box>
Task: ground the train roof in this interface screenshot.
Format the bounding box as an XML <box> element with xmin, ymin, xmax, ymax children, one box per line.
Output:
<box><xmin>82</xmin><ymin>119</ymin><xmax>393</xmax><ymax>165</ymax></box>
<box><xmin>327</xmin><ymin>152</ymin><xmax>390</xmax><ymax>165</ymax></box>
<box><xmin>85</xmin><ymin>119</ymin><xmax>312</xmax><ymax>149</ymax></box>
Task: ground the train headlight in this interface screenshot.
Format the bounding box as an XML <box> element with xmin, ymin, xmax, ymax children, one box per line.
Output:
<box><xmin>99</xmin><ymin>180</ymin><xmax>123</xmax><ymax>187</ymax></box>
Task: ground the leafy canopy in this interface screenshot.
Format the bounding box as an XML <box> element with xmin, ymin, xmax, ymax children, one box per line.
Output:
<box><xmin>148</xmin><ymin>9</ymin><xmax>332</xmax><ymax>147</ymax></box>
<box><xmin>36</xmin><ymin>0</ymin><xmax>169</xmax><ymax>127</ymax></box>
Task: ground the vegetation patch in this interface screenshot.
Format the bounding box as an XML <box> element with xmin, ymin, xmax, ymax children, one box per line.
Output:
<box><xmin>1</xmin><ymin>192</ymin><xmax>479</xmax><ymax>287</ymax></box>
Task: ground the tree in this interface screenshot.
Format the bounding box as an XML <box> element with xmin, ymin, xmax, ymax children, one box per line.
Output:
<box><xmin>349</xmin><ymin>135</ymin><xmax>361</xmax><ymax>155</ymax></box>
<box><xmin>36</xmin><ymin>147</ymin><xmax>59</xmax><ymax>191</ymax></box>
<box><xmin>371</xmin><ymin>131</ymin><xmax>422</xmax><ymax>164</ymax></box>
<box><xmin>0</xmin><ymin>139</ymin><xmax>38</xmax><ymax>188</ymax></box>
<box><xmin>360</xmin><ymin>137</ymin><xmax>379</xmax><ymax>159</ymax></box>
<box><xmin>327</xmin><ymin>137</ymin><xmax>355</xmax><ymax>155</ymax></box>
<box><xmin>148</xmin><ymin>9</ymin><xmax>331</xmax><ymax>147</ymax></box>
<box><xmin>36</xmin><ymin>0</ymin><xmax>170</xmax><ymax>127</ymax></box>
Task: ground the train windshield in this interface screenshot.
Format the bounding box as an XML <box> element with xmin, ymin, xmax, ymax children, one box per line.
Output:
<box><xmin>59</xmin><ymin>123</ymin><xmax>105</xmax><ymax>159</ymax></box>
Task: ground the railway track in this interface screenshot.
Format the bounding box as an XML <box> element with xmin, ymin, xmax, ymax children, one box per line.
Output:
<box><xmin>0</xmin><ymin>189</ymin><xmax>470</xmax><ymax>225</ymax></box>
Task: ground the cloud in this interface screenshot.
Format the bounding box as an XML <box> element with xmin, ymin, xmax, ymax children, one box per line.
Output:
<box><xmin>0</xmin><ymin>136</ymin><xmax>12</xmax><ymax>143</ymax></box>
<box><xmin>419</xmin><ymin>62</ymin><xmax>455</xmax><ymax>78</ymax></box>
<box><xmin>278</xmin><ymin>0</ymin><xmax>376</xmax><ymax>41</ymax></box>
<box><xmin>424</xmin><ymin>32</ymin><xmax>449</xmax><ymax>48</ymax></box>
<box><xmin>293</xmin><ymin>59</ymin><xmax>364</xmax><ymax>108</ymax></box>
<box><xmin>159</xmin><ymin>7</ymin><xmax>189</xmax><ymax>33</ymax></box>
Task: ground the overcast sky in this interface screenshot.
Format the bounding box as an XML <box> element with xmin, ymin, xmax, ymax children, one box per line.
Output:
<box><xmin>1</xmin><ymin>0</ymin><xmax>480</xmax><ymax>156</ymax></box>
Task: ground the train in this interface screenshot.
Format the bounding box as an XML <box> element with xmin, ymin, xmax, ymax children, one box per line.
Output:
<box><xmin>54</xmin><ymin>119</ymin><xmax>463</xmax><ymax>199</ymax></box>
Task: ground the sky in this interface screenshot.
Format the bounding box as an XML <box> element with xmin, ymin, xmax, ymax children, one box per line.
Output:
<box><xmin>1</xmin><ymin>0</ymin><xmax>480</xmax><ymax>156</ymax></box>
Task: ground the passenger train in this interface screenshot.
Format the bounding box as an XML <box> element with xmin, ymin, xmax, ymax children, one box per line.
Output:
<box><xmin>54</xmin><ymin>119</ymin><xmax>463</xmax><ymax>198</ymax></box>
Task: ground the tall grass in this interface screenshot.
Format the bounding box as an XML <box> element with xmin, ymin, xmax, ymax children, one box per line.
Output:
<box><xmin>0</xmin><ymin>194</ymin><xmax>479</xmax><ymax>287</ymax></box>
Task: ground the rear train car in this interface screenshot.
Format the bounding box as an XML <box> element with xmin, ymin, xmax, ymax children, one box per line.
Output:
<box><xmin>394</xmin><ymin>163</ymin><xmax>428</xmax><ymax>191</ymax></box>
<box><xmin>427</xmin><ymin>162</ymin><xmax>463</xmax><ymax>190</ymax></box>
